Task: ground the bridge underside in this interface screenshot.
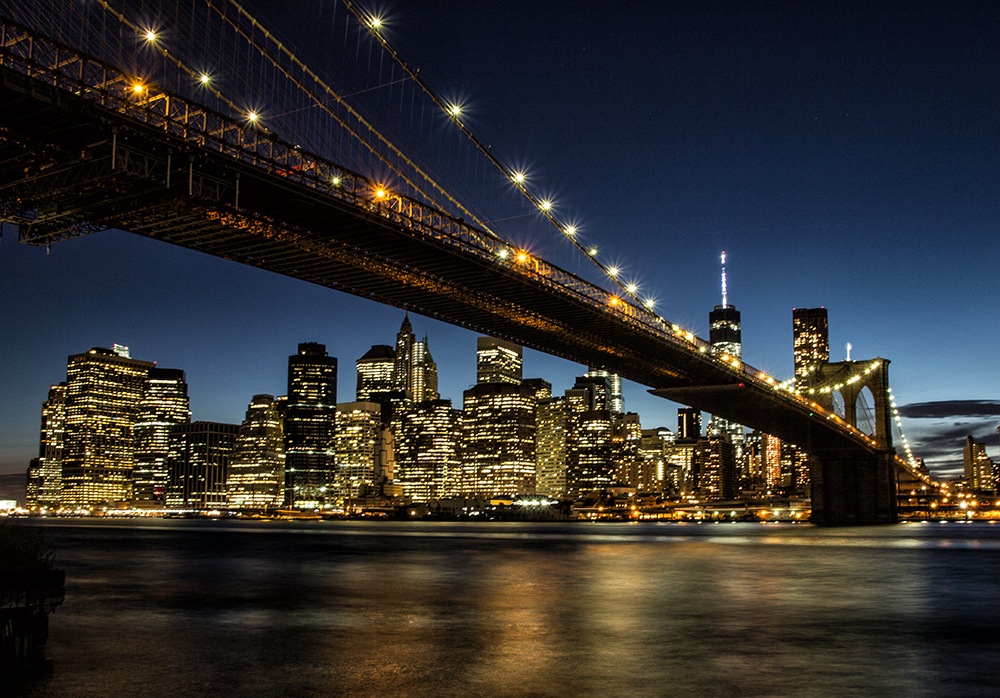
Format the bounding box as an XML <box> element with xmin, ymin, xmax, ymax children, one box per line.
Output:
<box><xmin>0</xmin><ymin>61</ymin><xmax>901</xmax><ymax>523</ymax></box>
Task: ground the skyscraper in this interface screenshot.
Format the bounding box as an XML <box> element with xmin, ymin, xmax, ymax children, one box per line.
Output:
<box><xmin>964</xmin><ymin>435</ymin><xmax>995</xmax><ymax>492</ymax></box>
<box><xmin>793</xmin><ymin>307</ymin><xmax>830</xmax><ymax>390</ymax></box>
<box><xmin>227</xmin><ymin>394</ymin><xmax>285</xmax><ymax>509</ymax></box>
<box><xmin>396</xmin><ymin>399</ymin><xmax>463</xmax><ymax>501</ymax></box>
<box><xmin>284</xmin><ymin>342</ymin><xmax>337</xmax><ymax>509</ymax></box>
<box><xmin>166</xmin><ymin>422</ymin><xmax>238</xmax><ymax>509</ymax></box>
<box><xmin>677</xmin><ymin>407</ymin><xmax>702</xmax><ymax>440</ymax></box>
<box><xmin>61</xmin><ymin>346</ymin><xmax>155</xmax><ymax>506</ymax></box>
<box><xmin>390</xmin><ymin>315</ymin><xmax>439</xmax><ymax>402</ymax></box>
<box><xmin>564</xmin><ymin>375</ymin><xmax>614</xmax><ymax>496</ymax></box>
<box><xmin>476</xmin><ymin>337</ymin><xmax>522</xmax><ymax>385</ymax></box>
<box><xmin>694</xmin><ymin>438</ymin><xmax>737</xmax><ymax>500</ymax></box>
<box><xmin>535</xmin><ymin>397</ymin><xmax>568</xmax><ymax>497</ymax></box>
<box><xmin>394</xmin><ymin>314</ymin><xmax>415</xmax><ymax>395</ymax></box>
<box><xmin>462</xmin><ymin>382</ymin><xmax>537</xmax><ymax>497</ymax></box>
<box><xmin>708</xmin><ymin>252</ymin><xmax>744</xmax><ymax>446</ymax></box>
<box><xmin>334</xmin><ymin>401</ymin><xmax>383</xmax><ymax>500</ymax></box>
<box><xmin>585</xmin><ymin>368</ymin><xmax>623</xmax><ymax>415</ymax></box>
<box><xmin>410</xmin><ymin>336</ymin><xmax>439</xmax><ymax>403</ymax></box>
<box><xmin>134</xmin><ymin>368</ymin><xmax>190</xmax><ymax>503</ymax></box>
<box><xmin>356</xmin><ymin>345</ymin><xmax>395</xmax><ymax>400</ymax></box>
<box><xmin>25</xmin><ymin>383</ymin><xmax>66</xmax><ymax>509</ymax></box>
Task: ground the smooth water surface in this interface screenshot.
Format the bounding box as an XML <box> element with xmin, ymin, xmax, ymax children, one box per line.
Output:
<box><xmin>10</xmin><ymin>519</ymin><xmax>1000</xmax><ymax>697</ymax></box>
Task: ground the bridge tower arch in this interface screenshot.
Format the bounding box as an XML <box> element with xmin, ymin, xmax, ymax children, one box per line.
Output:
<box><xmin>806</xmin><ymin>359</ymin><xmax>892</xmax><ymax>450</ymax></box>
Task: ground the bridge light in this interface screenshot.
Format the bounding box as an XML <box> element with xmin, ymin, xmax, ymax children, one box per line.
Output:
<box><xmin>564</xmin><ymin>225</ymin><xmax>577</xmax><ymax>236</ymax></box>
<box><xmin>375</xmin><ymin>188</ymin><xmax>387</xmax><ymax>198</ymax></box>
<box><xmin>644</xmin><ymin>299</ymin><xmax>655</xmax><ymax>309</ymax></box>
<box><xmin>626</xmin><ymin>284</ymin><xmax>638</xmax><ymax>294</ymax></box>
<box><xmin>608</xmin><ymin>267</ymin><xmax>619</xmax><ymax>277</ymax></box>
<box><xmin>144</xmin><ymin>30</ymin><xmax>158</xmax><ymax>42</ymax></box>
<box><xmin>133</xmin><ymin>83</ymin><xmax>144</xmax><ymax>93</ymax></box>
<box><xmin>539</xmin><ymin>200</ymin><xmax>552</xmax><ymax>211</ymax></box>
<box><xmin>447</xmin><ymin>103</ymin><xmax>462</xmax><ymax>117</ymax></box>
<box><xmin>610</xmin><ymin>297</ymin><xmax>620</xmax><ymax>305</ymax></box>
<box><xmin>588</xmin><ymin>247</ymin><xmax>598</xmax><ymax>256</ymax></box>
<box><xmin>199</xmin><ymin>73</ymin><xmax>211</xmax><ymax>85</ymax></box>
<box><xmin>369</xmin><ymin>16</ymin><xmax>383</xmax><ymax>30</ymax></box>
<box><xmin>511</xmin><ymin>171</ymin><xmax>526</xmax><ymax>184</ymax></box>
<box><xmin>497</xmin><ymin>249</ymin><xmax>509</xmax><ymax>259</ymax></box>
<box><xmin>330</xmin><ymin>176</ymin><xmax>341</xmax><ymax>186</ymax></box>
<box><xmin>247</xmin><ymin>111</ymin><xmax>259</xmax><ymax>122</ymax></box>
<box><xmin>517</xmin><ymin>252</ymin><xmax>528</xmax><ymax>262</ymax></box>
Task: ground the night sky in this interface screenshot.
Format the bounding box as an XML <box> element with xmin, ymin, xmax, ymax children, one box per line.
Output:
<box><xmin>2</xmin><ymin>1</ymin><xmax>998</xmax><ymax>479</ymax></box>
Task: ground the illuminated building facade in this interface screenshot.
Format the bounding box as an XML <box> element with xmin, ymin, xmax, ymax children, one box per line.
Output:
<box><xmin>564</xmin><ymin>375</ymin><xmax>613</xmax><ymax>495</ymax></box>
<box><xmin>61</xmin><ymin>346</ymin><xmax>155</xmax><ymax>506</ymax></box>
<box><xmin>356</xmin><ymin>345</ymin><xmax>395</xmax><ymax>400</ymax></box>
<box><xmin>793</xmin><ymin>307</ymin><xmax>830</xmax><ymax>390</ymax></box>
<box><xmin>664</xmin><ymin>440</ymin><xmax>695</xmax><ymax>494</ymax></box>
<box><xmin>677</xmin><ymin>408</ymin><xmax>702</xmax><ymax>440</ymax></box>
<box><xmin>396</xmin><ymin>399</ymin><xmax>462</xmax><ymax>500</ymax></box>
<box><xmin>166</xmin><ymin>422</ymin><xmax>238</xmax><ymax>509</ymax></box>
<box><xmin>612</xmin><ymin>413</ymin><xmax>646</xmax><ymax>488</ymax></box>
<box><xmin>694</xmin><ymin>438</ymin><xmax>737</xmax><ymax>500</ymax></box>
<box><xmin>742</xmin><ymin>431</ymin><xmax>764</xmax><ymax>489</ymax></box>
<box><xmin>763</xmin><ymin>433</ymin><xmax>782</xmax><ymax>490</ymax></box>
<box><xmin>585</xmin><ymin>368</ymin><xmax>623</xmax><ymax>415</ymax></box>
<box><xmin>569</xmin><ymin>410</ymin><xmax>614</xmax><ymax>493</ymax></box>
<box><xmin>535</xmin><ymin>397</ymin><xmax>568</xmax><ymax>497</ymax></box>
<box><xmin>334</xmin><ymin>401</ymin><xmax>382</xmax><ymax>500</ymax></box>
<box><xmin>462</xmin><ymin>382</ymin><xmax>536</xmax><ymax>497</ymax></box>
<box><xmin>410</xmin><ymin>338</ymin><xmax>439</xmax><ymax>403</ymax></box>
<box><xmin>781</xmin><ymin>443</ymin><xmax>810</xmax><ymax>493</ymax></box>
<box><xmin>284</xmin><ymin>343</ymin><xmax>337</xmax><ymax>509</ymax></box>
<box><xmin>25</xmin><ymin>383</ymin><xmax>66</xmax><ymax>509</ymax></box>
<box><xmin>391</xmin><ymin>315</ymin><xmax>439</xmax><ymax>403</ymax></box>
<box><xmin>476</xmin><ymin>337</ymin><xmax>523</xmax><ymax>385</ymax></box>
<box><xmin>227</xmin><ymin>394</ymin><xmax>285</xmax><ymax>509</ymax></box>
<box><xmin>964</xmin><ymin>435</ymin><xmax>995</xmax><ymax>492</ymax></box>
<box><xmin>133</xmin><ymin>368</ymin><xmax>190</xmax><ymax>503</ymax></box>
<box><xmin>394</xmin><ymin>314</ymin><xmax>415</xmax><ymax>395</ymax></box>
<box><xmin>639</xmin><ymin>427</ymin><xmax>674</xmax><ymax>490</ymax></box>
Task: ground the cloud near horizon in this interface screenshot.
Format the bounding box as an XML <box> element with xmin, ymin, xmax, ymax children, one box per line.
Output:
<box><xmin>899</xmin><ymin>400</ymin><xmax>1000</xmax><ymax>419</ymax></box>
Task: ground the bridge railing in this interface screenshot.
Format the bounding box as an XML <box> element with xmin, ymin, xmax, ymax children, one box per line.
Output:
<box><xmin>0</xmin><ymin>15</ymin><xmax>878</xmax><ymax>453</ymax></box>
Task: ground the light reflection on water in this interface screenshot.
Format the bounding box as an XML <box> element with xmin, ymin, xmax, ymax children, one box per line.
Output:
<box><xmin>12</xmin><ymin>520</ymin><xmax>1000</xmax><ymax>698</ymax></box>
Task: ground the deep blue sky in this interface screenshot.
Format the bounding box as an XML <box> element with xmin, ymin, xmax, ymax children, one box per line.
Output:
<box><xmin>2</xmin><ymin>1</ymin><xmax>999</xmax><ymax>479</ymax></box>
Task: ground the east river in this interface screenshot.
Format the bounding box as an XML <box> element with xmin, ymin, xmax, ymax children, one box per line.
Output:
<box><xmin>9</xmin><ymin>518</ymin><xmax>1000</xmax><ymax>697</ymax></box>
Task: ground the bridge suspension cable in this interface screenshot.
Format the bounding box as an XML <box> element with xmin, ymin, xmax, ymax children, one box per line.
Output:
<box><xmin>888</xmin><ymin>388</ymin><xmax>919</xmax><ymax>471</ymax></box>
<box><xmin>206</xmin><ymin>0</ymin><xmax>502</xmax><ymax>242</ymax></box>
<box><xmin>338</xmin><ymin>0</ymin><xmax>654</xmax><ymax>312</ymax></box>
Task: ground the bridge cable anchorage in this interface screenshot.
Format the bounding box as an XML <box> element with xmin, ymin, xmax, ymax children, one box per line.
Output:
<box><xmin>212</xmin><ymin>0</ymin><xmax>501</xmax><ymax>242</ymax></box>
<box><xmin>338</xmin><ymin>0</ymin><xmax>653</xmax><ymax>312</ymax></box>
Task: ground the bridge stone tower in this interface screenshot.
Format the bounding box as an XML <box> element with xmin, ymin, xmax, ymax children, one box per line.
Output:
<box><xmin>807</xmin><ymin>359</ymin><xmax>892</xmax><ymax>450</ymax></box>
<box><xmin>804</xmin><ymin>358</ymin><xmax>897</xmax><ymax>524</ymax></box>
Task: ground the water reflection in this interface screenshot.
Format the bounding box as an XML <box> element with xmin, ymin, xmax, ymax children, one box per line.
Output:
<box><xmin>12</xmin><ymin>520</ymin><xmax>1000</xmax><ymax>697</ymax></box>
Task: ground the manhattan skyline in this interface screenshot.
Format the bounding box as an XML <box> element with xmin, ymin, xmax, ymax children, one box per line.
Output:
<box><xmin>2</xmin><ymin>1</ymin><xmax>999</xmax><ymax>479</ymax></box>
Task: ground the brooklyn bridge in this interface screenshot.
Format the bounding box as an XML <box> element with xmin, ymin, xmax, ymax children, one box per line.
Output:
<box><xmin>0</xmin><ymin>1</ymin><xmax>930</xmax><ymax>523</ymax></box>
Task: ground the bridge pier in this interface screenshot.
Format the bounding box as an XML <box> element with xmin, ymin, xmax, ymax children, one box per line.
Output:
<box><xmin>809</xmin><ymin>451</ymin><xmax>897</xmax><ymax>524</ymax></box>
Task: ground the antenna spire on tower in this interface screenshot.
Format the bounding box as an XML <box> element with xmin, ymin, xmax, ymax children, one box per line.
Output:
<box><xmin>720</xmin><ymin>251</ymin><xmax>728</xmax><ymax>307</ymax></box>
